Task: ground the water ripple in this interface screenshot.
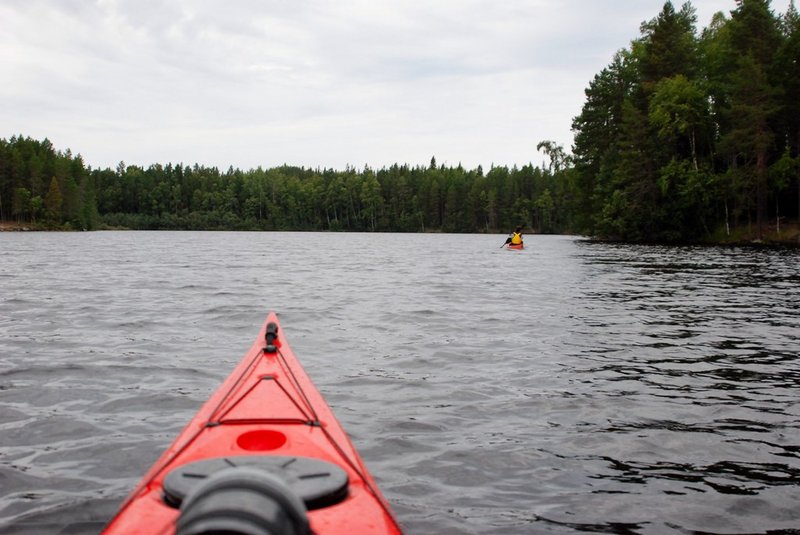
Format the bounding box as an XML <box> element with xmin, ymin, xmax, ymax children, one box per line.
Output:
<box><xmin>1</xmin><ymin>232</ymin><xmax>799</xmax><ymax>534</ymax></box>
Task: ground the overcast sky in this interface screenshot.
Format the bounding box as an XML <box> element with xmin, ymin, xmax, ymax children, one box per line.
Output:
<box><xmin>3</xmin><ymin>1</ymin><xmax>743</xmax><ymax>171</ymax></box>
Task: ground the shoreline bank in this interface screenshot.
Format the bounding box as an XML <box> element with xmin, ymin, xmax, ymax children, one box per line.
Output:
<box><xmin>2</xmin><ymin>220</ymin><xmax>799</xmax><ymax>247</ymax></box>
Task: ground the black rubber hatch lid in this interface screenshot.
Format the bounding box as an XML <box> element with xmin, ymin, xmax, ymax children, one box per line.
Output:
<box><xmin>163</xmin><ymin>455</ymin><xmax>349</xmax><ymax>510</ymax></box>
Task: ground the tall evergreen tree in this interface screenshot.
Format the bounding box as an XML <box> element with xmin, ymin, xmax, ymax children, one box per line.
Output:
<box><xmin>639</xmin><ymin>2</ymin><xmax>700</xmax><ymax>89</ymax></box>
<box><xmin>571</xmin><ymin>50</ymin><xmax>639</xmax><ymax>234</ymax></box>
<box><xmin>720</xmin><ymin>0</ymin><xmax>782</xmax><ymax>237</ymax></box>
<box><xmin>777</xmin><ymin>1</ymin><xmax>800</xmax><ymax>219</ymax></box>
<box><xmin>44</xmin><ymin>176</ymin><xmax>63</xmax><ymax>222</ymax></box>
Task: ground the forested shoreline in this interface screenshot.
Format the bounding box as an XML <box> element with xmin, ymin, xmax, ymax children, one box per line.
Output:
<box><xmin>0</xmin><ymin>136</ymin><xmax>569</xmax><ymax>234</ymax></box>
<box><xmin>2</xmin><ymin>0</ymin><xmax>799</xmax><ymax>244</ymax></box>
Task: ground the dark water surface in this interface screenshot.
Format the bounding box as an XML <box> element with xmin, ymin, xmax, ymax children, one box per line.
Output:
<box><xmin>1</xmin><ymin>231</ymin><xmax>798</xmax><ymax>534</ymax></box>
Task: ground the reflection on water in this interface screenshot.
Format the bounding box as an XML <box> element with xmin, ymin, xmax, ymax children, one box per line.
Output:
<box><xmin>0</xmin><ymin>232</ymin><xmax>798</xmax><ymax>534</ymax></box>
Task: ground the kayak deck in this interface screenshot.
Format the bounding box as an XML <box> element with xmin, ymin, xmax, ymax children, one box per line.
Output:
<box><xmin>506</xmin><ymin>243</ymin><xmax>524</xmax><ymax>250</ymax></box>
<box><xmin>102</xmin><ymin>312</ymin><xmax>402</xmax><ymax>534</ymax></box>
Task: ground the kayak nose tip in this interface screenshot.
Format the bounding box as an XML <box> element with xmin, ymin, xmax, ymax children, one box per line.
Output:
<box><xmin>264</xmin><ymin>322</ymin><xmax>280</xmax><ymax>353</ymax></box>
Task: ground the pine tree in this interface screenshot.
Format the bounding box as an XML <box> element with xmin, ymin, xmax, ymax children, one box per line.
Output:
<box><xmin>722</xmin><ymin>0</ymin><xmax>782</xmax><ymax>237</ymax></box>
<box><xmin>44</xmin><ymin>176</ymin><xmax>62</xmax><ymax>222</ymax></box>
<box><xmin>778</xmin><ymin>1</ymin><xmax>800</xmax><ymax>219</ymax></box>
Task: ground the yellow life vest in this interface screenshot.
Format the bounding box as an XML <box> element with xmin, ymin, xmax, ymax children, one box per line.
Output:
<box><xmin>511</xmin><ymin>232</ymin><xmax>522</xmax><ymax>245</ymax></box>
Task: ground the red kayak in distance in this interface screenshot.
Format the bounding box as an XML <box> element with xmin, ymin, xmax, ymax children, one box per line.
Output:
<box><xmin>506</xmin><ymin>243</ymin><xmax>524</xmax><ymax>250</ymax></box>
<box><xmin>102</xmin><ymin>312</ymin><xmax>403</xmax><ymax>535</ymax></box>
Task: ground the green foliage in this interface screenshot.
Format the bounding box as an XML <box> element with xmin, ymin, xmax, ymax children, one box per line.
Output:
<box><xmin>649</xmin><ymin>75</ymin><xmax>707</xmax><ymax>144</ymax></box>
<box><xmin>0</xmin><ymin>135</ymin><xmax>576</xmax><ymax>234</ymax></box>
<box><xmin>571</xmin><ymin>0</ymin><xmax>800</xmax><ymax>242</ymax></box>
<box><xmin>12</xmin><ymin>187</ymin><xmax>31</xmax><ymax>222</ymax></box>
<box><xmin>771</xmin><ymin>148</ymin><xmax>798</xmax><ymax>191</ymax></box>
<box><xmin>639</xmin><ymin>1</ymin><xmax>700</xmax><ymax>86</ymax></box>
<box><xmin>0</xmin><ymin>136</ymin><xmax>96</xmax><ymax>228</ymax></box>
<box><xmin>44</xmin><ymin>176</ymin><xmax>63</xmax><ymax>221</ymax></box>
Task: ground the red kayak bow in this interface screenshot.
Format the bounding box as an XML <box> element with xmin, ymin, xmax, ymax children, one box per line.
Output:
<box><xmin>102</xmin><ymin>312</ymin><xmax>402</xmax><ymax>534</ymax></box>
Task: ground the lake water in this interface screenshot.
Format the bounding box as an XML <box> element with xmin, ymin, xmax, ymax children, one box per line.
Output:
<box><xmin>1</xmin><ymin>231</ymin><xmax>798</xmax><ymax>534</ymax></box>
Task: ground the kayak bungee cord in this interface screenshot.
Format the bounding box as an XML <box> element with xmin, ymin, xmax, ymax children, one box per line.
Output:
<box><xmin>221</xmin><ymin>343</ymin><xmax>398</xmax><ymax>524</ymax></box>
<box><xmin>272</xmin><ymin>345</ymin><xmax>396</xmax><ymax>516</ymax></box>
<box><xmin>206</xmin><ymin>344</ymin><xmax>267</xmax><ymax>423</ymax></box>
<box><xmin>270</xmin><ymin>345</ymin><xmax>321</xmax><ymax>425</ymax></box>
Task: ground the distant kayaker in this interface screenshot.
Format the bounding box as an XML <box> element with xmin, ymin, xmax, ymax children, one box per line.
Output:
<box><xmin>503</xmin><ymin>226</ymin><xmax>524</xmax><ymax>247</ymax></box>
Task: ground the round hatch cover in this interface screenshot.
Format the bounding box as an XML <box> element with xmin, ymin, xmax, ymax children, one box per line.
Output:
<box><xmin>163</xmin><ymin>455</ymin><xmax>349</xmax><ymax>510</ymax></box>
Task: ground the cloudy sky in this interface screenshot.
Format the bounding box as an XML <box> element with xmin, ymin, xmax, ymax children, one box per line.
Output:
<box><xmin>3</xmin><ymin>1</ymin><xmax>740</xmax><ymax>171</ymax></box>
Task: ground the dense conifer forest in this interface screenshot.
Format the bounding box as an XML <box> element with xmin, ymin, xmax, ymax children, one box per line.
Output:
<box><xmin>0</xmin><ymin>136</ymin><xmax>567</xmax><ymax>234</ymax></box>
<box><xmin>1</xmin><ymin>0</ymin><xmax>799</xmax><ymax>243</ymax></box>
<box><xmin>571</xmin><ymin>0</ymin><xmax>800</xmax><ymax>242</ymax></box>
